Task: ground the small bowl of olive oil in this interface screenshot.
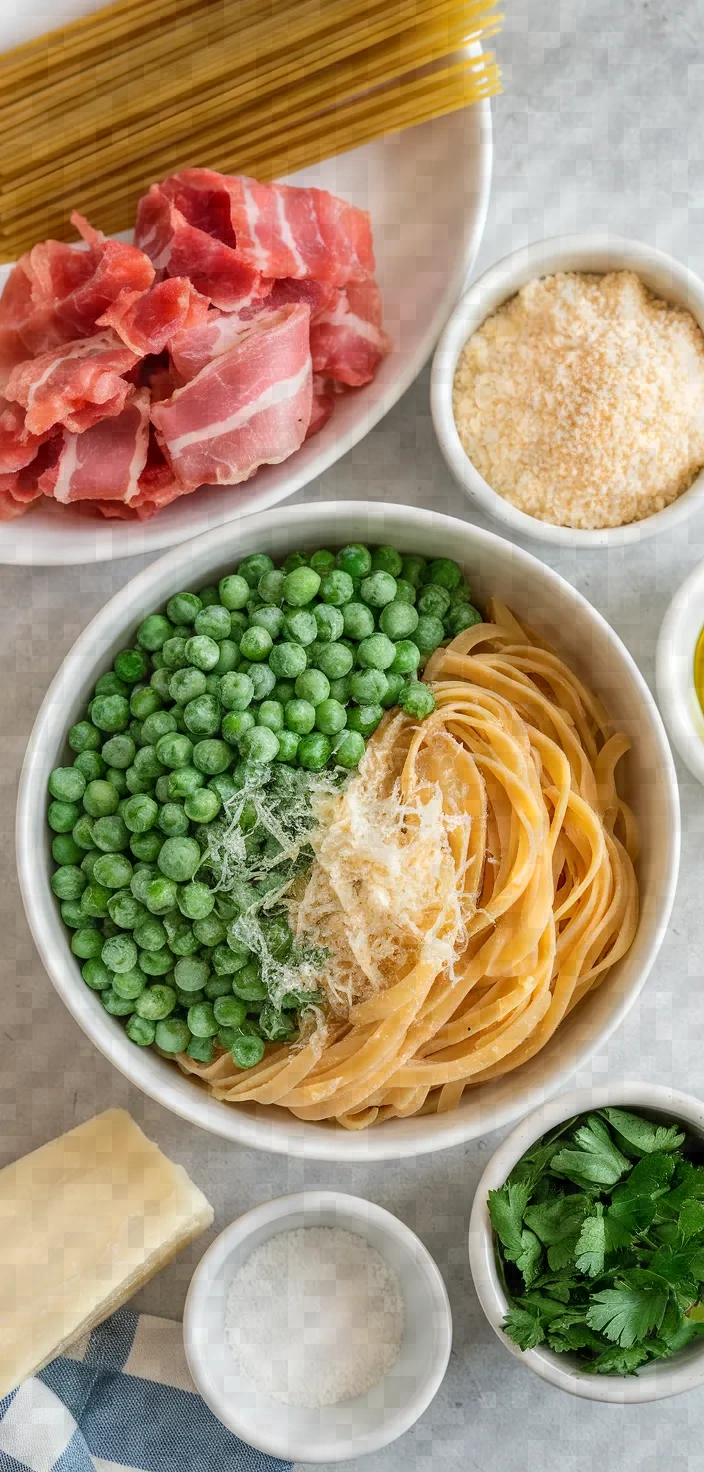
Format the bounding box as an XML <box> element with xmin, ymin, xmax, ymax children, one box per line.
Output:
<box><xmin>657</xmin><ymin>560</ymin><xmax>704</xmax><ymax>785</ymax></box>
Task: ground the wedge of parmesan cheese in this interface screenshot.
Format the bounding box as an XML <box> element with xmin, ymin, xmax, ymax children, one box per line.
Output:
<box><xmin>0</xmin><ymin>1108</ymin><xmax>213</xmax><ymax>1396</ymax></box>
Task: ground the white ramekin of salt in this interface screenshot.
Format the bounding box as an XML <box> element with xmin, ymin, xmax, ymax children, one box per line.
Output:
<box><xmin>183</xmin><ymin>1190</ymin><xmax>452</xmax><ymax>1463</ymax></box>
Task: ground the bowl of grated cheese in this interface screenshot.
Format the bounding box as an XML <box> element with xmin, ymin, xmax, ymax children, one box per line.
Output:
<box><xmin>431</xmin><ymin>234</ymin><xmax>704</xmax><ymax>546</ymax></box>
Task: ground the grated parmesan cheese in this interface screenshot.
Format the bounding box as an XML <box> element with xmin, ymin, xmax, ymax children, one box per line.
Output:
<box><xmin>452</xmin><ymin>269</ymin><xmax>704</xmax><ymax>529</ymax></box>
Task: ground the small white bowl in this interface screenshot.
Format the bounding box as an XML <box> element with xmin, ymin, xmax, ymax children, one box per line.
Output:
<box><xmin>657</xmin><ymin>557</ymin><xmax>704</xmax><ymax>786</ymax></box>
<box><xmin>431</xmin><ymin>233</ymin><xmax>704</xmax><ymax>548</ymax></box>
<box><xmin>183</xmin><ymin>1190</ymin><xmax>452</xmax><ymax>1462</ymax></box>
<box><xmin>468</xmin><ymin>1083</ymin><xmax>704</xmax><ymax>1403</ymax></box>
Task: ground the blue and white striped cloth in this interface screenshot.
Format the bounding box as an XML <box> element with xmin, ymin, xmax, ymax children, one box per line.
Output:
<box><xmin>0</xmin><ymin>1310</ymin><xmax>290</xmax><ymax>1472</ymax></box>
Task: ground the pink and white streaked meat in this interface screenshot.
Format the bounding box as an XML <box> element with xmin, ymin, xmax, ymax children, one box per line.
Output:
<box><xmin>0</xmin><ymin>170</ymin><xmax>390</xmax><ymax>524</ymax></box>
<box><xmin>151</xmin><ymin>303</ymin><xmax>312</xmax><ymax>488</ymax></box>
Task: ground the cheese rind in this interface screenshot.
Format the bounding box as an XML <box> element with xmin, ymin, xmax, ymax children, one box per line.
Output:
<box><xmin>0</xmin><ymin>1108</ymin><xmax>213</xmax><ymax>1395</ymax></box>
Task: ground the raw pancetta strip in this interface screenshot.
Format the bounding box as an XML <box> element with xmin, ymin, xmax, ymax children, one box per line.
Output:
<box><xmin>169</xmin><ymin>310</ymin><xmax>250</xmax><ymax>383</ymax></box>
<box><xmin>307</xmin><ymin>375</ymin><xmax>335</xmax><ymax>438</ymax></box>
<box><xmin>0</xmin><ymin>397</ymin><xmax>48</xmax><ymax>473</ymax></box>
<box><xmin>4</xmin><ymin>332</ymin><xmax>138</xmax><ymax>436</ymax></box>
<box><xmin>0</xmin><ymin>437</ymin><xmax>62</xmax><ymax>519</ymax></box>
<box><xmin>40</xmin><ymin>388</ymin><xmax>150</xmax><ymax>504</ymax></box>
<box><xmin>155</xmin><ymin>170</ymin><xmax>375</xmax><ymax>287</ymax></box>
<box><xmin>134</xmin><ymin>186</ymin><xmax>270</xmax><ymax>312</ymax></box>
<box><xmin>310</xmin><ymin>280</ymin><xmax>391</xmax><ymax>387</ymax></box>
<box><xmin>151</xmin><ymin>303</ymin><xmax>312</xmax><ymax>488</ymax></box>
<box><xmin>97</xmin><ymin>277</ymin><xmax>209</xmax><ymax>355</ymax></box>
<box><xmin>0</xmin><ymin>213</ymin><xmax>154</xmax><ymax>361</ymax></box>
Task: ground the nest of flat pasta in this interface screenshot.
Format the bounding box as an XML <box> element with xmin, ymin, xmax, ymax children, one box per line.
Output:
<box><xmin>179</xmin><ymin>601</ymin><xmax>639</xmax><ymax>1130</ymax></box>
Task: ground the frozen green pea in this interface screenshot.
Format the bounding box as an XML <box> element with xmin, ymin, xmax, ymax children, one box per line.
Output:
<box><xmin>275</xmin><ymin>729</ymin><xmax>300</xmax><ymax>762</ymax></box>
<box><xmin>272</xmin><ymin>679</ymin><xmax>295</xmax><ymax>705</ymax></box>
<box><xmin>237</xmin><ymin>553</ymin><xmax>274</xmax><ymax>588</ymax></box>
<box><xmin>101</xmin><ymin>734</ymin><xmax>136</xmax><ymax>769</ymax></box>
<box><xmin>424</xmin><ymin>557</ymin><xmax>462</xmax><ymax>590</ymax></box>
<box><xmin>313</xmin><ymin>642</ymin><xmax>354</xmax><ymax>680</ymax></box>
<box><xmin>82</xmin><ymin>957</ymin><xmax>113</xmax><ymax>990</ymax></box>
<box><xmin>102</xmin><ymin>988</ymin><xmax>136</xmax><ymax>1016</ymax></box>
<box><xmin>83</xmin><ymin>780</ymin><xmax>120</xmax><ymax>817</ymax></box>
<box><xmin>284</xmin><ymin>608</ymin><xmax>318</xmax><ymax>646</ymax></box>
<box><xmin>169</xmin><ymin>666</ymin><xmax>207</xmax><ymax>704</ymax></box>
<box><xmin>281</xmin><ymin>551</ymin><xmax>309</xmax><ymax>573</ymax></box>
<box><xmin>194</xmin><ymin>604</ymin><xmax>231</xmax><ymax>641</ymax></box>
<box><xmin>129</xmin><ymin>686</ymin><xmax>163</xmax><ymax>721</ymax></box>
<box><xmin>135</xmin><ymin>983</ymin><xmax>177</xmax><ymax>1020</ymax></box>
<box><xmin>139</xmin><ymin>948</ymin><xmax>174</xmax><ymax>976</ymax></box>
<box><xmin>133</xmin><ymin>914</ymin><xmax>168</xmax><ymax>950</ymax></box>
<box><xmin>161</xmin><ymin>635</ymin><xmax>189</xmax><ymax>671</ymax></box>
<box><xmin>319</xmin><ymin>569</ymin><xmax>354</xmax><ymax>606</ymax></box>
<box><xmin>80</xmin><ymin>851</ymin><xmax>101</xmax><ymax>880</ymax></box>
<box><xmin>114</xmin><ymin>648</ymin><xmax>149</xmax><ymax>683</ymax></box>
<box><xmin>158</xmin><ymin>802</ymin><xmax>190</xmax><ymax>838</ymax></box>
<box><xmin>185</xmin><ymin>634</ymin><xmax>220</xmax><ymax>671</ymax></box>
<box><xmin>89</xmin><ymin>694</ymin><xmax>130</xmax><ymax>733</ymax></box>
<box><xmin>417</xmin><ymin>583</ymin><xmax>451</xmax><ymax>619</ymax></box>
<box><xmin>393</xmin><ymin>578</ymin><xmax>417</xmax><ymax>605</ymax></box>
<box><xmin>199</xmin><ymin>585</ymin><xmax>219</xmax><ymax>606</ymax></box>
<box><xmin>52</xmin><ymin>833</ymin><xmax>83</xmax><ymax>865</ymax></box>
<box><xmin>193</xmin><ymin>738</ymin><xmax>231</xmax><ymax>774</ymax></box>
<box><xmin>400</xmin><ymin>555</ymin><xmax>426</xmax><ymax>587</ymax></box>
<box><xmin>193</xmin><ymin>914</ymin><xmax>226</xmax><ymax>947</ymax></box>
<box><xmin>124</xmin><ymin>766</ymin><xmax>153</xmax><ymax>796</ymax></box>
<box><xmin>69</xmin><ymin>721</ymin><xmax>101</xmax><ymax>753</ymax></box>
<box><xmin>169</xmin><ymin>920</ymin><xmax>200</xmax><ymax>956</ymax></box>
<box><xmin>297</xmin><ymin>732</ymin><xmax>332</xmax><ymax>770</ymax></box>
<box><xmin>239</xmin><ymin>625</ymin><xmax>273</xmax><ymax>662</ymax></box>
<box><xmin>137</xmin><ymin>614</ymin><xmax>173</xmax><ymax>651</ymax></box>
<box><xmin>246</xmin><ymin>663</ymin><xmax>277</xmax><ymax>701</ymax></box>
<box><xmin>240</xmin><ymin>726</ymin><xmax>279</xmax><ymax>763</ymax></box>
<box><xmin>183</xmin><ymin>694</ymin><xmax>221</xmax><ymax>736</ymax></box>
<box><xmin>371</xmin><ymin>545</ymin><xmax>403</xmax><ymax>577</ymax></box>
<box><xmin>285</xmin><ymin>698</ymin><xmax>316</xmax><ymax>735</ymax></box>
<box><xmin>219</xmin><ymin>574</ymin><xmax>250</xmax><ymax>610</ymax></box>
<box><xmin>204</xmin><ymin>973</ymin><xmax>234</xmax><ymax>999</ymax></box>
<box><xmin>145</xmin><ymin>877</ymin><xmax>179</xmax><ymax>914</ymax></box>
<box><xmin>350</xmin><ymin>668</ymin><xmax>388</xmax><ymax>704</ymax></box>
<box><xmin>72</xmin><ymin>814</ymin><xmax>95</xmax><ymax>849</ymax></box>
<box><xmin>379</xmin><ymin>601</ymin><xmax>419</xmax><ymax>640</ymax></box>
<box><xmin>219</xmin><ymin>671</ymin><xmax>254</xmax><ymax>711</ymax></box>
<box><xmin>357</xmin><ymin>633</ymin><xmax>396</xmax><ymax>670</ymax></box>
<box><xmin>178</xmin><ymin>881</ymin><xmax>214</xmax><ymax>920</ymax></box>
<box><xmin>251</xmin><ymin>606</ymin><xmax>285</xmax><ymax>640</ymax></box>
<box><xmin>381</xmin><ymin>671</ymin><xmax>406</xmax><ymax>708</ymax></box>
<box><xmin>230</xmin><ymin>1033</ymin><xmax>266</xmax><ymax>1068</ymax></box>
<box><xmin>141</xmin><ymin>710</ymin><xmax>177</xmax><ymax>744</ymax></box>
<box><xmin>48</xmin><ymin>799</ymin><xmax>80</xmax><ymax>833</ymax></box>
<box><xmin>130</xmin><ymin>866</ymin><xmax>159</xmax><ymax>904</ymax></box>
<box><xmin>414</xmin><ymin>615</ymin><xmax>446</xmax><ymax>657</ymax></box>
<box><xmin>328</xmin><ymin>676</ymin><xmax>351</xmax><ymax>704</ymax></box>
<box><xmin>132</xmin><ymin>745</ymin><xmax>165</xmax><ymax>782</ymax></box>
<box><xmin>51</xmin><ymin>864</ymin><xmax>86</xmax><ymax>900</ymax></box>
<box><xmin>257</xmin><ymin>700</ymin><xmax>284</xmax><ymax>732</ymax></box>
<box><xmin>222</xmin><ymin>710</ymin><xmax>255</xmax><ymax>744</ymax></box>
<box><xmin>101</xmin><ymin>934</ymin><xmax>138</xmax><ymax>974</ymax></box>
<box><xmin>294</xmin><ymin>668</ymin><xmax>330</xmax><ymax>706</ymax></box>
<box><xmin>174</xmin><ymin>955</ymin><xmax>210</xmax><ymax>992</ymax></box>
<box><xmin>231</xmin><ymin>962</ymin><xmax>267</xmax><ymax>1000</ymax></box>
<box><xmin>213</xmin><ymin>995</ymin><xmax>247</xmax><ymax>1029</ymax></box>
<box><xmin>167</xmin><ymin>766</ymin><xmax>205</xmax><ymax>800</ymax></box>
<box><xmin>342</xmin><ymin>601</ymin><xmax>375</xmax><ymax>640</ymax></box>
<box><xmin>315</xmin><ymin>699</ymin><xmax>347</xmax><ymax>736</ymax></box>
<box><xmin>95</xmin><ymin>672</ymin><xmax>129</xmax><ymax>698</ymax></box>
<box><xmin>283</xmin><ymin>566</ymin><xmax>320</xmax><ymax>606</ymax></box>
<box><xmin>346</xmin><ymin>704</ymin><xmax>383</xmax><ymax>737</ymax></box>
<box><xmin>399</xmin><ymin>680</ymin><xmax>436</xmax><ymax>719</ymax></box>
<box><xmin>187</xmin><ymin>1035</ymin><xmax>214</xmax><ymax>1063</ymax></box>
<box><xmin>74</xmin><ymin>750</ymin><xmax>106</xmax><ymax>782</ymax></box>
<box><xmin>126</xmin><ymin>1014</ymin><xmax>156</xmax><ymax>1045</ymax></box>
<box><xmin>49</xmin><ymin>766</ymin><xmax>86</xmax><ymax>803</ymax></box>
<box><xmin>360</xmin><ymin>571</ymin><xmax>397</xmax><ymax>608</ymax></box>
<box><xmin>167</xmin><ymin>591</ymin><xmax>202</xmax><ymax>625</ymax></box>
<box><xmin>445</xmin><ymin>603</ymin><xmax>482</xmax><ymax>637</ymax></box>
<box><xmin>310</xmin><ymin>548</ymin><xmax>336</xmax><ymax>574</ymax></box>
<box><xmin>389</xmin><ymin>639</ymin><xmax>421</xmax><ymax>675</ymax></box>
<box><xmin>158</xmin><ymin>835</ymin><xmax>201</xmax><ymax>882</ymax></box>
<box><xmin>185</xmin><ymin>788</ymin><xmax>221</xmax><ymax>824</ymax></box>
<box><xmin>71</xmin><ymin>927</ymin><xmax>104</xmax><ymax>959</ymax></box>
<box><xmin>188</xmin><ymin>1001</ymin><xmax>219</xmax><ymax>1037</ymax></box>
<box><xmin>61</xmin><ymin>899</ymin><xmax>88</xmax><ymax>928</ymax></box>
<box><xmin>213</xmin><ymin>639</ymin><xmax>240</xmax><ymax>675</ymax></box>
<box><xmin>268</xmin><ymin>642</ymin><xmax>307</xmax><ymax>680</ymax></box>
<box><xmin>106</xmin><ymin>769</ymin><xmax>128</xmax><ymax>797</ymax></box>
<box><xmin>336</xmin><ymin>543</ymin><xmax>372</xmax><ymax>579</ymax></box>
<box><xmin>258</xmin><ymin>569</ymin><xmax>286</xmax><ymax>604</ymax></box>
<box><xmin>108</xmin><ymin>891</ymin><xmax>146</xmax><ymax>929</ymax></box>
<box><xmin>92</xmin><ymin>814</ymin><xmax>129</xmax><ymax>852</ymax></box>
<box><xmin>93</xmin><ymin>853</ymin><xmax>133</xmax><ymax>889</ymax></box>
<box><xmin>130</xmin><ymin>831</ymin><xmax>164</xmax><ymax>862</ymax></box>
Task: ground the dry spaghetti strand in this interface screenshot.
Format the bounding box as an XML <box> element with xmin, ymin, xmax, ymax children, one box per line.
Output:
<box><xmin>0</xmin><ymin>0</ymin><xmax>501</xmax><ymax>261</ymax></box>
<box><xmin>180</xmin><ymin>610</ymin><xmax>639</xmax><ymax>1129</ymax></box>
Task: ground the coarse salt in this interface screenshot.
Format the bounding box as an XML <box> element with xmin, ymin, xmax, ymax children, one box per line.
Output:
<box><xmin>224</xmin><ymin>1225</ymin><xmax>405</xmax><ymax>1407</ymax></box>
<box><xmin>452</xmin><ymin>269</ymin><xmax>704</xmax><ymax>529</ymax></box>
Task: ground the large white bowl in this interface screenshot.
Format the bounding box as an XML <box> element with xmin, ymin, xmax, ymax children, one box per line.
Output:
<box><xmin>431</xmin><ymin>233</ymin><xmax>704</xmax><ymax>548</ymax></box>
<box><xmin>0</xmin><ymin>104</ymin><xmax>491</xmax><ymax>567</ymax></box>
<box><xmin>656</xmin><ymin>556</ymin><xmax>704</xmax><ymax>787</ymax></box>
<box><xmin>183</xmin><ymin>1190</ymin><xmax>452</xmax><ymax>1462</ymax></box>
<box><xmin>16</xmin><ymin>502</ymin><xmax>680</xmax><ymax>1160</ymax></box>
<box><xmin>468</xmin><ymin>1084</ymin><xmax>704</xmax><ymax>1403</ymax></box>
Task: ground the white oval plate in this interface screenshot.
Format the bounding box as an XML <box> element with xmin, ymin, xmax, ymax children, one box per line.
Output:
<box><xmin>0</xmin><ymin>104</ymin><xmax>492</xmax><ymax>565</ymax></box>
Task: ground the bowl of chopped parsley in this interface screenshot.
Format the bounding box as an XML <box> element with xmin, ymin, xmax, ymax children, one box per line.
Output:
<box><xmin>469</xmin><ymin>1085</ymin><xmax>704</xmax><ymax>1401</ymax></box>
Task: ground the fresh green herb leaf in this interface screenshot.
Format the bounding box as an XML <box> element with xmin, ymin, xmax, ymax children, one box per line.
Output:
<box><xmin>488</xmin><ymin>1182</ymin><xmax>530</xmax><ymax>1259</ymax></box>
<box><xmin>584</xmin><ymin>1345</ymin><xmax>651</xmax><ymax>1376</ymax></box>
<box><xmin>524</xmin><ymin>1194</ymin><xmax>587</xmax><ymax>1246</ymax></box>
<box><xmin>679</xmin><ymin>1199</ymin><xmax>704</xmax><ymax>1242</ymax></box>
<box><xmin>600</xmin><ymin>1108</ymin><xmax>685</xmax><ymax>1157</ymax></box>
<box><xmin>660</xmin><ymin>1163</ymin><xmax>704</xmax><ymax>1215</ymax></box>
<box><xmin>575</xmin><ymin>1203</ymin><xmax>605</xmax><ymax>1277</ymax></box>
<box><xmin>503</xmin><ymin>1305</ymin><xmax>545</xmax><ymax>1351</ymax></box>
<box><xmin>608</xmin><ymin>1152</ymin><xmax>675</xmax><ymax>1233</ymax></box>
<box><xmin>551</xmin><ymin>1115</ymin><xmax>631</xmax><ymax>1189</ymax></box>
<box><xmin>585</xmin><ymin>1282</ymin><xmax>669</xmax><ymax>1347</ymax></box>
